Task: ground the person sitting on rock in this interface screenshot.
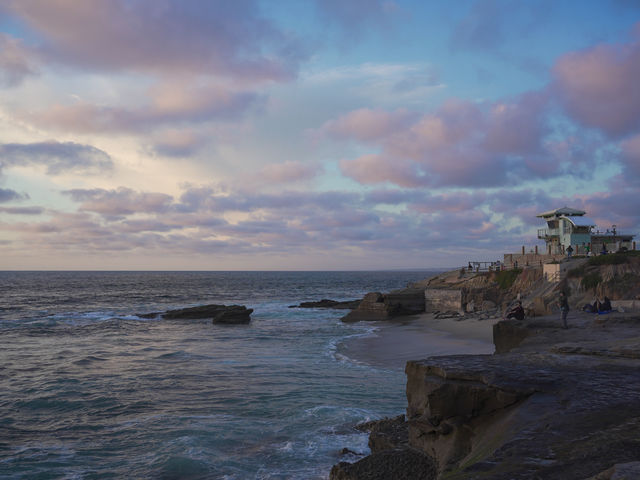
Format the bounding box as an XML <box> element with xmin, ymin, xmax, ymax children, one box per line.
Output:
<box><xmin>599</xmin><ymin>296</ymin><xmax>612</xmax><ymax>313</ymax></box>
<box><xmin>504</xmin><ymin>301</ymin><xmax>525</xmax><ymax>320</ymax></box>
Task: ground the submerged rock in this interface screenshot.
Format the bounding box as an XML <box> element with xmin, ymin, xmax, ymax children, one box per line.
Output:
<box><xmin>288</xmin><ymin>299</ymin><xmax>361</xmax><ymax>309</ymax></box>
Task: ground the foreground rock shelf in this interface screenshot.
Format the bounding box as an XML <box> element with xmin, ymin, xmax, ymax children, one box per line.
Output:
<box><xmin>332</xmin><ymin>312</ymin><xmax>640</xmax><ymax>479</ymax></box>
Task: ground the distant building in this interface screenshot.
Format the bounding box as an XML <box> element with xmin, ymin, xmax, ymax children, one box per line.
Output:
<box><xmin>537</xmin><ymin>207</ymin><xmax>635</xmax><ymax>254</ymax></box>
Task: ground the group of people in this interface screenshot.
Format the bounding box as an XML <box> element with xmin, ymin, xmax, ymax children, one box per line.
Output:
<box><xmin>503</xmin><ymin>291</ymin><xmax>571</xmax><ymax>329</ymax></box>
<box><xmin>505</xmin><ymin>292</ymin><xmax>611</xmax><ymax>328</ymax></box>
<box><xmin>583</xmin><ymin>296</ymin><xmax>612</xmax><ymax>314</ymax></box>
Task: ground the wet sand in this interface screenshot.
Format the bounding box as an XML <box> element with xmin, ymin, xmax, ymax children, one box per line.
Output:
<box><xmin>337</xmin><ymin>314</ymin><xmax>500</xmax><ymax>370</ymax></box>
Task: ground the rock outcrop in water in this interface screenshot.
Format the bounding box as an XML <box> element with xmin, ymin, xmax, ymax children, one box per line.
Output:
<box><xmin>288</xmin><ymin>299</ymin><xmax>361</xmax><ymax>309</ymax></box>
<box><xmin>341</xmin><ymin>290</ymin><xmax>425</xmax><ymax>322</ymax></box>
<box><xmin>331</xmin><ymin>415</ymin><xmax>436</xmax><ymax>480</ymax></box>
<box><xmin>138</xmin><ymin>304</ymin><xmax>253</xmax><ymax>324</ymax></box>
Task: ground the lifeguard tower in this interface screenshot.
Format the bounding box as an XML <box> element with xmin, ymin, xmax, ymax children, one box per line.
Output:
<box><xmin>537</xmin><ymin>206</ymin><xmax>635</xmax><ymax>255</ymax></box>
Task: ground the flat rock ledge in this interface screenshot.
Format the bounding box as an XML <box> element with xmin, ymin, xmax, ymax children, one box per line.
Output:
<box><xmin>138</xmin><ymin>304</ymin><xmax>253</xmax><ymax>324</ymax></box>
<box><xmin>332</xmin><ymin>312</ymin><xmax>640</xmax><ymax>479</ymax></box>
<box><xmin>405</xmin><ymin>351</ymin><xmax>640</xmax><ymax>479</ymax></box>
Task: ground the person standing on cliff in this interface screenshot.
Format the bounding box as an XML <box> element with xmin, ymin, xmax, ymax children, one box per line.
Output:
<box><xmin>557</xmin><ymin>291</ymin><xmax>569</xmax><ymax>329</ymax></box>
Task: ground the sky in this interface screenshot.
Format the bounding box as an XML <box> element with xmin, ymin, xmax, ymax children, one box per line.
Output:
<box><xmin>0</xmin><ymin>0</ymin><xmax>639</xmax><ymax>270</ymax></box>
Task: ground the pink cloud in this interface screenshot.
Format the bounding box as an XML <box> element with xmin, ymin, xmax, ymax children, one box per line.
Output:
<box><xmin>24</xmin><ymin>83</ymin><xmax>260</xmax><ymax>134</ymax></box>
<box><xmin>332</xmin><ymin>93</ymin><xmax>552</xmax><ymax>188</ymax></box>
<box><xmin>552</xmin><ymin>29</ymin><xmax>640</xmax><ymax>136</ymax></box>
<box><xmin>63</xmin><ymin>187</ymin><xmax>173</xmax><ymax>216</ymax></box>
<box><xmin>575</xmin><ymin>190</ymin><xmax>640</xmax><ymax>230</ymax></box>
<box><xmin>257</xmin><ymin>161</ymin><xmax>323</xmax><ymax>184</ymax></box>
<box><xmin>620</xmin><ymin>134</ymin><xmax>640</xmax><ymax>177</ymax></box>
<box><xmin>483</xmin><ymin>91</ymin><xmax>549</xmax><ymax>154</ymax></box>
<box><xmin>150</xmin><ymin>129</ymin><xmax>209</xmax><ymax>157</ymax></box>
<box><xmin>321</xmin><ymin>108</ymin><xmax>414</xmax><ymax>142</ymax></box>
<box><xmin>5</xmin><ymin>0</ymin><xmax>306</xmax><ymax>82</ymax></box>
<box><xmin>339</xmin><ymin>154</ymin><xmax>429</xmax><ymax>188</ymax></box>
<box><xmin>0</xmin><ymin>33</ymin><xmax>37</xmax><ymax>86</ymax></box>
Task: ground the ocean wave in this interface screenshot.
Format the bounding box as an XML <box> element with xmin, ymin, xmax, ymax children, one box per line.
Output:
<box><xmin>326</xmin><ymin>322</ymin><xmax>380</xmax><ymax>367</ymax></box>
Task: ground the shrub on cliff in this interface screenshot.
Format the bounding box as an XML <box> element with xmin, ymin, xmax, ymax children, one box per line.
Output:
<box><xmin>567</xmin><ymin>265</ymin><xmax>586</xmax><ymax>278</ymax></box>
<box><xmin>494</xmin><ymin>268</ymin><xmax>522</xmax><ymax>290</ymax></box>
<box><xmin>587</xmin><ymin>251</ymin><xmax>637</xmax><ymax>266</ymax></box>
<box><xmin>581</xmin><ymin>272</ymin><xmax>602</xmax><ymax>290</ymax></box>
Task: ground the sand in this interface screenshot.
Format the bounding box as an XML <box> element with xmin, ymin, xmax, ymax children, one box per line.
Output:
<box><xmin>337</xmin><ymin>314</ymin><xmax>500</xmax><ymax>370</ymax></box>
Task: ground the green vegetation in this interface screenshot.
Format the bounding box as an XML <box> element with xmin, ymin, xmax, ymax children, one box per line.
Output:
<box><xmin>494</xmin><ymin>268</ymin><xmax>522</xmax><ymax>290</ymax></box>
<box><xmin>567</xmin><ymin>265</ymin><xmax>586</xmax><ymax>278</ymax></box>
<box><xmin>581</xmin><ymin>272</ymin><xmax>602</xmax><ymax>290</ymax></box>
<box><xmin>587</xmin><ymin>253</ymin><xmax>628</xmax><ymax>266</ymax></box>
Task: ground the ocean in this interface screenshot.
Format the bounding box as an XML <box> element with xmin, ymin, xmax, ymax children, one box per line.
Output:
<box><xmin>1</xmin><ymin>270</ymin><xmax>443</xmax><ymax>479</ymax></box>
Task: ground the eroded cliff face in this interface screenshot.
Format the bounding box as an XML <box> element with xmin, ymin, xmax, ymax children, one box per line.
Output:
<box><xmin>405</xmin><ymin>314</ymin><xmax>640</xmax><ymax>479</ymax></box>
<box><xmin>563</xmin><ymin>256</ymin><xmax>640</xmax><ymax>309</ymax></box>
<box><xmin>331</xmin><ymin>257</ymin><xmax>640</xmax><ymax>479</ymax></box>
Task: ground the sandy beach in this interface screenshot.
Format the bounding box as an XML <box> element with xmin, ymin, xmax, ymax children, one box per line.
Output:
<box><xmin>337</xmin><ymin>314</ymin><xmax>500</xmax><ymax>370</ymax></box>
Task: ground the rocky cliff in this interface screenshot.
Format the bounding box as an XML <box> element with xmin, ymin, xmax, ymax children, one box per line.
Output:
<box><xmin>333</xmin><ymin>312</ymin><xmax>640</xmax><ymax>479</ymax></box>
<box><xmin>331</xmin><ymin>253</ymin><xmax>640</xmax><ymax>479</ymax></box>
<box><xmin>340</xmin><ymin>253</ymin><xmax>640</xmax><ymax>324</ymax></box>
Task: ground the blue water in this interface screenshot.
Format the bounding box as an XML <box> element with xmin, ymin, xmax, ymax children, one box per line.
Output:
<box><xmin>0</xmin><ymin>271</ymin><xmax>441</xmax><ymax>479</ymax></box>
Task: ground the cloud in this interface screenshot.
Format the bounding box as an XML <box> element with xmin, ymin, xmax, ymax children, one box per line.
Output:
<box><xmin>0</xmin><ymin>205</ymin><xmax>43</xmax><ymax>214</ymax></box>
<box><xmin>63</xmin><ymin>187</ymin><xmax>173</xmax><ymax>216</ymax></box>
<box><xmin>408</xmin><ymin>191</ymin><xmax>488</xmax><ymax>214</ymax></box>
<box><xmin>24</xmin><ymin>82</ymin><xmax>261</xmax><ymax>134</ymax></box>
<box><xmin>306</xmin><ymin>63</ymin><xmax>444</xmax><ymax>106</ymax></box>
<box><xmin>4</xmin><ymin>179</ymin><xmax>638</xmax><ymax>266</ymax></box>
<box><xmin>321</xmin><ymin>108</ymin><xmax>414</xmax><ymax>142</ymax></box>
<box><xmin>0</xmin><ymin>188</ymin><xmax>29</xmax><ymax>203</ymax></box>
<box><xmin>619</xmin><ymin>133</ymin><xmax>640</xmax><ymax>179</ymax></box>
<box><xmin>0</xmin><ymin>33</ymin><xmax>37</xmax><ymax>86</ymax></box>
<box><xmin>315</xmin><ymin>0</ymin><xmax>399</xmax><ymax>41</ymax></box>
<box><xmin>0</xmin><ymin>141</ymin><xmax>113</xmax><ymax>175</ymax></box>
<box><xmin>552</xmin><ymin>28</ymin><xmax>640</xmax><ymax>136</ymax></box>
<box><xmin>334</xmin><ymin>94</ymin><xmax>552</xmax><ymax>188</ymax></box>
<box><xmin>4</xmin><ymin>0</ymin><xmax>306</xmax><ymax>82</ymax></box>
<box><xmin>450</xmin><ymin>0</ymin><xmax>507</xmax><ymax>51</ymax></box>
<box><xmin>150</xmin><ymin>129</ymin><xmax>210</xmax><ymax>158</ymax></box>
<box><xmin>340</xmin><ymin>154</ymin><xmax>430</xmax><ymax>188</ymax></box>
<box><xmin>255</xmin><ymin>161</ymin><xmax>323</xmax><ymax>184</ymax></box>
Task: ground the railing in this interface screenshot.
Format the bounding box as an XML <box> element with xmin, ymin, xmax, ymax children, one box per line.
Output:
<box><xmin>463</xmin><ymin>261</ymin><xmax>510</xmax><ymax>272</ymax></box>
<box><xmin>537</xmin><ymin>228</ymin><xmax>559</xmax><ymax>238</ymax></box>
<box><xmin>545</xmin><ymin>270</ymin><xmax>563</xmax><ymax>282</ymax></box>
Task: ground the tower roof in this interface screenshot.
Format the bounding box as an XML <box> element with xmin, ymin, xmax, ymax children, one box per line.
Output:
<box><xmin>536</xmin><ymin>206</ymin><xmax>586</xmax><ymax>218</ymax></box>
